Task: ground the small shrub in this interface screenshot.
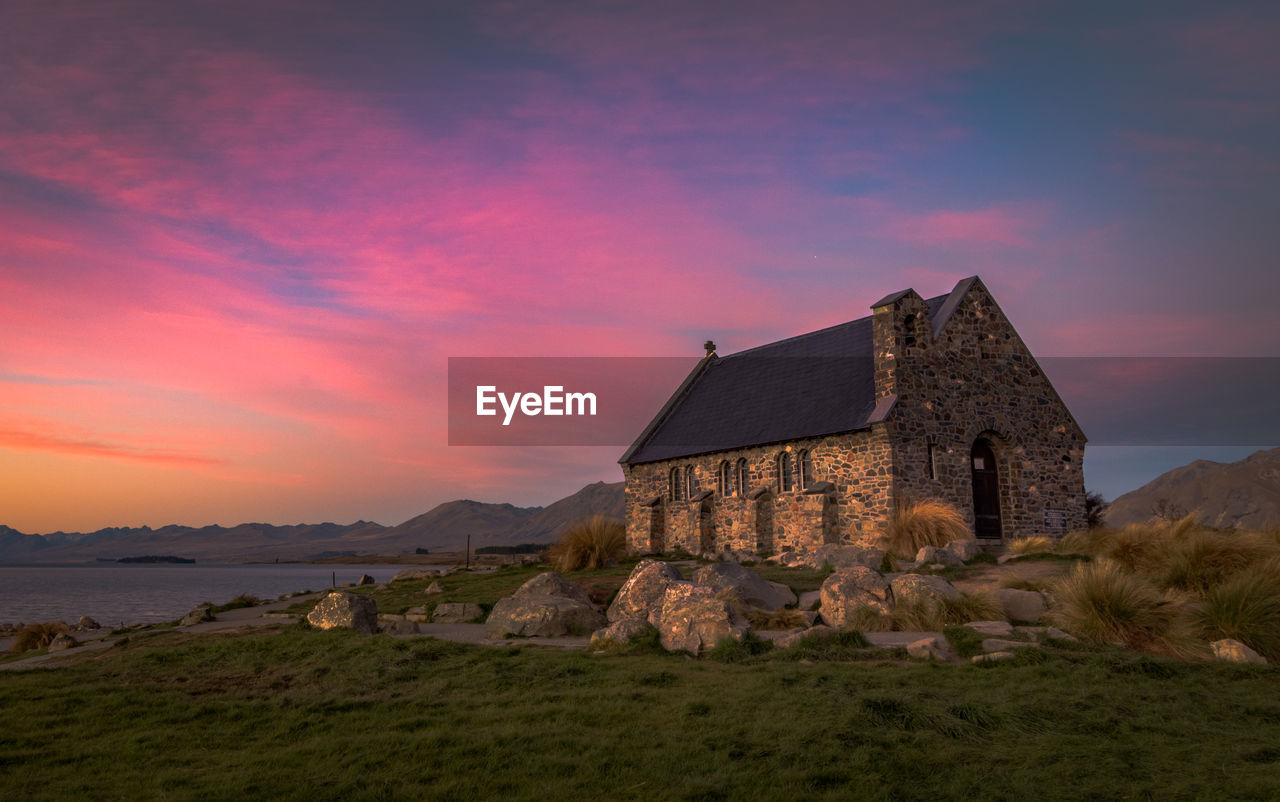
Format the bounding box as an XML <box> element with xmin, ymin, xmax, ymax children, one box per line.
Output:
<box><xmin>11</xmin><ymin>621</ymin><xmax>69</xmax><ymax>652</ymax></box>
<box><xmin>211</xmin><ymin>594</ymin><xmax>262</xmax><ymax>614</ymax></box>
<box><xmin>891</xmin><ymin>591</ymin><xmax>1004</xmax><ymax>631</ymax></box>
<box><xmin>546</xmin><ymin>515</ymin><xmax>626</xmax><ymax>572</ymax></box>
<box><xmin>942</xmin><ymin>625</ymin><xmax>985</xmax><ymax>658</ymax></box>
<box><xmin>880</xmin><ymin>497</ymin><xmax>970</xmax><ymax>559</ymax></box>
<box><xmin>1189</xmin><ymin>563</ymin><xmax>1280</xmax><ymax>662</ymax></box>
<box><xmin>706</xmin><ymin>632</ymin><xmax>773</xmax><ymax>663</ymax></box>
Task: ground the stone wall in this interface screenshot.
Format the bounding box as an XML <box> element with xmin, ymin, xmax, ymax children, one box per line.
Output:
<box><xmin>623</xmin><ymin>279</ymin><xmax>1088</xmax><ymax>554</ymax></box>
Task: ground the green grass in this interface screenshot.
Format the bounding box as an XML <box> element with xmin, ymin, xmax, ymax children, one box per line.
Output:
<box><xmin>1</xmin><ymin>627</ymin><xmax>1278</xmax><ymax>800</ymax></box>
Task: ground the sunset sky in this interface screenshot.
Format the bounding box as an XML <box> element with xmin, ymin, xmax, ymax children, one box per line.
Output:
<box><xmin>2</xmin><ymin>1</ymin><xmax>1277</xmax><ymax>534</ymax></box>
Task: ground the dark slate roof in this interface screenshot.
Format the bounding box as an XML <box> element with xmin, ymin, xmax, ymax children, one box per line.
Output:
<box><xmin>622</xmin><ymin>290</ymin><xmax>952</xmax><ymax>465</ymax></box>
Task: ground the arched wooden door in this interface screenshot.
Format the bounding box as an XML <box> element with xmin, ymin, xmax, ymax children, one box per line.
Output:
<box><xmin>971</xmin><ymin>439</ymin><xmax>1002</xmax><ymax>539</ymax></box>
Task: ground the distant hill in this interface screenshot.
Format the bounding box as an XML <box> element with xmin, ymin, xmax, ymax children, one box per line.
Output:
<box><xmin>0</xmin><ymin>481</ymin><xmax>624</xmax><ymax>563</ymax></box>
<box><xmin>1104</xmin><ymin>447</ymin><xmax>1280</xmax><ymax>529</ymax></box>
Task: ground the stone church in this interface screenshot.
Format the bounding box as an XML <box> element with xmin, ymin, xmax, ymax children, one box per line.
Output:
<box><xmin>619</xmin><ymin>276</ymin><xmax>1086</xmax><ymax>555</ymax></box>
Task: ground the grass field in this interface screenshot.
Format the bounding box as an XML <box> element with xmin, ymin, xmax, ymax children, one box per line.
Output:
<box><xmin>2</xmin><ymin>624</ymin><xmax>1279</xmax><ymax>800</ymax></box>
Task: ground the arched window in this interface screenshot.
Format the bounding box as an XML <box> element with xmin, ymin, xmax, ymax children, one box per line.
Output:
<box><xmin>903</xmin><ymin>313</ymin><xmax>918</xmax><ymax>349</ymax></box>
<box><xmin>777</xmin><ymin>452</ymin><xmax>794</xmax><ymax>492</ymax></box>
<box><xmin>799</xmin><ymin>449</ymin><xmax>813</xmax><ymax>490</ymax></box>
<box><xmin>669</xmin><ymin>467</ymin><xmax>680</xmax><ymax>501</ymax></box>
<box><xmin>735</xmin><ymin>458</ymin><xmax>748</xmax><ymax>497</ymax></box>
<box><xmin>718</xmin><ymin>460</ymin><xmax>731</xmax><ymax>496</ymax></box>
<box><xmin>686</xmin><ymin>466</ymin><xmax>698</xmax><ymax>498</ymax></box>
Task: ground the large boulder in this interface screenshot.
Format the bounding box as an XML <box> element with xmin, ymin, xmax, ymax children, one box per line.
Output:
<box><xmin>431</xmin><ymin>602</ymin><xmax>486</xmax><ymax>623</ymax></box>
<box><xmin>652</xmin><ymin>584</ymin><xmax>750</xmax><ymax>654</ymax></box>
<box><xmin>356</xmin><ymin>574</ymin><xmax>376</xmax><ymax>586</ymax></box>
<box><xmin>992</xmin><ymin>588</ymin><xmax>1048</xmax><ymax>623</ymax></box>
<box><xmin>607</xmin><ymin>560</ymin><xmax>684</xmax><ymax>623</ymax></box>
<box><xmin>691</xmin><ymin>563</ymin><xmax>797</xmax><ymax>612</ymax></box>
<box><xmin>485</xmin><ymin>571</ymin><xmax>605</xmax><ymax>638</ymax></box>
<box><xmin>307</xmin><ymin>591</ymin><xmax>379</xmax><ymax>634</ymax></box>
<box><xmin>819</xmin><ymin>566</ymin><xmax>893</xmax><ymax>627</ymax></box>
<box><xmin>890</xmin><ymin>574</ymin><xmax>962</xmax><ymax>606</ymax></box>
<box><xmin>76</xmin><ymin>616</ymin><xmax>100</xmax><ymax>631</ymax></box>
<box><xmin>485</xmin><ymin>596</ymin><xmax>606</xmax><ymax>637</ymax></box>
<box><xmin>513</xmin><ymin>572</ymin><xmax>593</xmax><ymax>605</ymax></box>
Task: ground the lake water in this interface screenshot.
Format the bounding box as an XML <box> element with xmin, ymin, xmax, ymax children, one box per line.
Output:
<box><xmin>0</xmin><ymin>563</ymin><xmax>433</xmax><ymax>626</ymax></box>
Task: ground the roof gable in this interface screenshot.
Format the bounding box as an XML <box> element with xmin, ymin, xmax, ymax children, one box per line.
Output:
<box><xmin>621</xmin><ymin>283</ymin><xmax>958</xmax><ymax>465</ymax></box>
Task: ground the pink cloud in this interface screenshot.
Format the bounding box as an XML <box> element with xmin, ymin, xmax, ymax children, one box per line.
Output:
<box><xmin>881</xmin><ymin>205</ymin><xmax>1043</xmax><ymax>247</ymax></box>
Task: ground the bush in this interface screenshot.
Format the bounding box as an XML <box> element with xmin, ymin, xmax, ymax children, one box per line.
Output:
<box><xmin>1051</xmin><ymin>561</ymin><xmax>1198</xmax><ymax>657</ymax></box>
<box><xmin>880</xmin><ymin>497</ymin><xmax>971</xmax><ymax>559</ymax></box>
<box><xmin>1190</xmin><ymin>563</ymin><xmax>1280</xmax><ymax>662</ymax></box>
<box><xmin>11</xmin><ymin>621</ymin><xmax>69</xmax><ymax>652</ymax></box>
<box><xmin>1007</xmin><ymin>536</ymin><xmax>1056</xmax><ymax>555</ymax></box>
<box><xmin>546</xmin><ymin>515</ymin><xmax>626</xmax><ymax>572</ymax></box>
<box><xmin>890</xmin><ymin>591</ymin><xmax>1004</xmax><ymax>631</ymax></box>
<box><xmin>1156</xmin><ymin>529</ymin><xmax>1269</xmax><ymax>596</ymax></box>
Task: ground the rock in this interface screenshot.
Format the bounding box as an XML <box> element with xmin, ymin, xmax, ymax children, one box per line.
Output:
<box><xmin>798</xmin><ymin>590</ymin><xmax>821</xmax><ymax>610</ymax></box>
<box><xmin>915</xmin><ymin>545</ymin><xmax>962</xmax><ymax>566</ymax></box>
<box><xmin>907</xmin><ymin>636</ymin><xmax>951</xmax><ymax>661</ymax></box>
<box><xmin>971</xmin><ymin>651</ymin><xmax>1016</xmax><ymax>663</ymax></box>
<box><xmin>797</xmin><ymin>610</ymin><xmax>821</xmax><ymax>627</ymax></box>
<box><xmin>392</xmin><ymin>569</ymin><xmax>440</xmax><ymax>582</ymax></box>
<box><xmin>357</xmin><ymin>574</ymin><xmax>375</xmax><ymax>586</ymax></box>
<box><xmin>992</xmin><ymin>589</ymin><xmax>1048</xmax><ymax>623</ymax></box>
<box><xmin>47</xmin><ymin>633</ymin><xmax>77</xmax><ymax>652</ymax></box>
<box><xmin>890</xmin><ymin>574</ymin><xmax>961</xmax><ymax>606</ymax></box>
<box><xmin>589</xmin><ymin>618</ymin><xmax>654</xmax><ymax>649</ymax></box>
<box><xmin>76</xmin><ymin>616</ymin><xmax>100</xmax><ymax>630</ymax></box>
<box><xmin>381</xmin><ymin>620</ymin><xmax>419</xmax><ymax>636</ymax></box>
<box><xmin>181</xmin><ymin>605</ymin><xmax>215</xmax><ymax>626</ymax></box>
<box><xmin>965</xmin><ymin>620</ymin><xmax>1014</xmax><ymax>637</ymax></box>
<box><xmin>485</xmin><ymin>596</ymin><xmax>606</xmax><ymax>638</ymax></box>
<box><xmin>997</xmin><ymin>554</ymin><xmax>1017</xmax><ymax>565</ymax></box>
<box><xmin>981</xmin><ymin>638</ymin><xmax>1038</xmax><ymax>653</ymax></box>
<box><xmin>425</xmin><ymin>581</ymin><xmax>445</xmax><ymax>595</ymax></box>
<box><xmin>1015</xmin><ymin>625</ymin><xmax>1077</xmax><ymax>642</ymax></box>
<box><xmin>691</xmin><ymin>563</ymin><xmax>797</xmax><ymax>612</ymax></box>
<box><xmin>513</xmin><ymin>572</ymin><xmax>593</xmax><ymax>605</ymax></box>
<box><xmin>800</xmin><ymin>544</ymin><xmax>887</xmax><ymax>571</ymax></box>
<box><xmin>776</xmin><ymin>625</ymin><xmax>834</xmax><ymax>649</ymax></box>
<box><xmin>1211</xmin><ymin>639</ymin><xmax>1267</xmax><ymax>665</ymax></box>
<box><xmin>431</xmin><ymin>602</ymin><xmax>486</xmax><ymax>623</ymax></box>
<box><xmin>818</xmin><ymin>566</ymin><xmax>893</xmax><ymax>626</ymax></box>
<box><xmin>945</xmin><ymin>539</ymin><xmax>981</xmax><ymax>562</ymax></box>
<box><xmin>607</xmin><ymin>559</ymin><xmax>684</xmax><ymax>623</ymax></box>
<box><xmin>652</xmin><ymin>584</ymin><xmax>750</xmax><ymax>655</ymax></box>
<box><xmin>379</xmin><ymin>614</ymin><xmax>406</xmax><ymax>622</ymax></box>
<box><xmin>405</xmin><ymin>606</ymin><xmax>426</xmax><ymax>616</ymax></box>
<box><xmin>306</xmin><ymin>591</ymin><xmax>379</xmax><ymax>634</ymax></box>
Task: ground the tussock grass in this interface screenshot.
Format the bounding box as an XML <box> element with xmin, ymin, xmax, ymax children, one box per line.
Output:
<box><xmin>1008</xmin><ymin>536</ymin><xmax>1056</xmax><ymax>555</ymax></box>
<box><xmin>880</xmin><ymin>497</ymin><xmax>971</xmax><ymax>559</ymax></box>
<box><xmin>545</xmin><ymin>515</ymin><xmax>628</xmax><ymax>572</ymax></box>
<box><xmin>1190</xmin><ymin>563</ymin><xmax>1280</xmax><ymax>662</ymax></box>
<box><xmin>10</xmin><ymin>621</ymin><xmax>69</xmax><ymax>652</ymax></box>
<box><xmin>843</xmin><ymin>606</ymin><xmax>896</xmax><ymax>632</ymax></box>
<box><xmin>1051</xmin><ymin>561</ymin><xmax>1201</xmax><ymax>658</ymax></box>
<box><xmin>891</xmin><ymin>591</ymin><xmax>1005</xmax><ymax>632</ymax></box>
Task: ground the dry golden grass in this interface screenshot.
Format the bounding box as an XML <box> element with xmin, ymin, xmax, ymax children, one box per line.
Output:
<box><xmin>1007</xmin><ymin>536</ymin><xmax>1056</xmax><ymax>555</ymax></box>
<box><xmin>11</xmin><ymin>621</ymin><xmax>69</xmax><ymax>653</ymax></box>
<box><xmin>1050</xmin><ymin>561</ymin><xmax>1203</xmax><ymax>659</ymax></box>
<box><xmin>1189</xmin><ymin>560</ymin><xmax>1280</xmax><ymax>662</ymax></box>
<box><xmin>890</xmin><ymin>591</ymin><xmax>1005</xmax><ymax>632</ymax></box>
<box><xmin>879</xmin><ymin>497</ymin><xmax>971</xmax><ymax>559</ymax></box>
<box><xmin>546</xmin><ymin>515</ymin><xmax>627</xmax><ymax>572</ymax></box>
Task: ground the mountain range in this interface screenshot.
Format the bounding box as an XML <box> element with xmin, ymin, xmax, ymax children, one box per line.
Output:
<box><xmin>0</xmin><ymin>481</ymin><xmax>624</xmax><ymax>564</ymax></box>
<box><xmin>1103</xmin><ymin>447</ymin><xmax>1280</xmax><ymax>529</ymax></box>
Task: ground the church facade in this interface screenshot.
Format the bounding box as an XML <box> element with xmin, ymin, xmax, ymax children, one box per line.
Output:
<box><xmin>619</xmin><ymin>277</ymin><xmax>1087</xmax><ymax>555</ymax></box>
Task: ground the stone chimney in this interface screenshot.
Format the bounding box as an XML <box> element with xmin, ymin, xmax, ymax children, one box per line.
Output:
<box><xmin>869</xmin><ymin>288</ymin><xmax>928</xmax><ymax>400</ymax></box>
<box><xmin>703</xmin><ymin>340</ymin><xmax>717</xmax><ymax>357</ymax></box>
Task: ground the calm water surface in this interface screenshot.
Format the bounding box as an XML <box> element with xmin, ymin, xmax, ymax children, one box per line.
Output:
<box><xmin>0</xmin><ymin>563</ymin><xmax>429</xmax><ymax>626</ymax></box>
